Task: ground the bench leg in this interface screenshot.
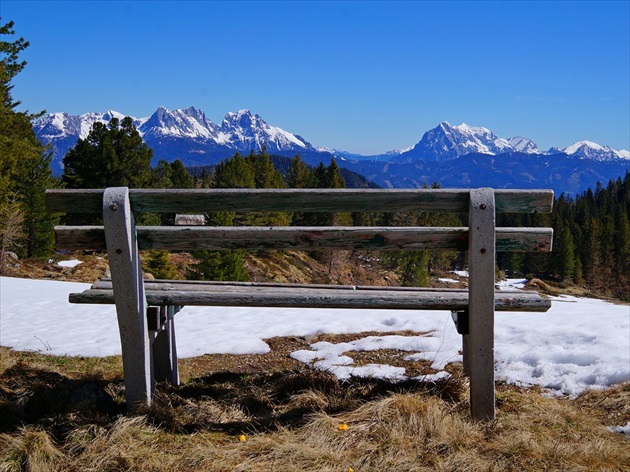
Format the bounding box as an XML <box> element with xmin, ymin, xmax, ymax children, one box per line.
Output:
<box><xmin>468</xmin><ymin>188</ymin><xmax>496</xmax><ymax>420</ymax></box>
<box><xmin>462</xmin><ymin>334</ymin><xmax>471</xmax><ymax>376</ymax></box>
<box><xmin>103</xmin><ymin>187</ymin><xmax>153</xmax><ymax>410</ymax></box>
<box><xmin>153</xmin><ymin>306</ymin><xmax>179</xmax><ymax>386</ymax></box>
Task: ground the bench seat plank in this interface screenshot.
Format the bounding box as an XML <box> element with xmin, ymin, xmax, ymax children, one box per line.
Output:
<box><xmin>69</xmin><ymin>282</ymin><xmax>551</xmax><ymax>312</ymax></box>
<box><xmin>54</xmin><ymin>226</ymin><xmax>553</xmax><ymax>252</ymax></box>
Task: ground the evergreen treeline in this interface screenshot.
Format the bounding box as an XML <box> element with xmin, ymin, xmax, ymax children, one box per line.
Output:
<box><xmin>498</xmin><ymin>172</ymin><xmax>630</xmax><ymax>300</ymax></box>
<box><xmin>0</xmin><ymin>21</ymin><xmax>58</xmax><ymax>272</ymax></box>
<box><xmin>186</xmin><ymin>150</ymin><xmax>349</xmax><ymax>281</ymax></box>
<box><xmin>187</xmin><ymin>154</ymin><xmax>377</xmax><ymax>191</ymax></box>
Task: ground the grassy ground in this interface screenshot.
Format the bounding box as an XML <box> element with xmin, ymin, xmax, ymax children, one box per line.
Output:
<box><xmin>1</xmin><ymin>343</ymin><xmax>628</xmax><ymax>472</ymax></box>
<box><xmin>2</xmin><ymin>256</ymin><xmax>628</xmax><ymax>470</ymax></box>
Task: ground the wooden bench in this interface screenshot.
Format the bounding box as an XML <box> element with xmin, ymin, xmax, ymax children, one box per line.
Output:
<box><xmin>45</xmin><ymin>187</ymin><xmax>554</xmax><ymax>420</ymax></box>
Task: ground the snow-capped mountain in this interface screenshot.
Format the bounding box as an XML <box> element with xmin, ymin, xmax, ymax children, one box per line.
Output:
<box><xmin>561</xmin><ymin>141</ymin><xmax>630</xmax><ymax>161</ymax></box>
<box><xmin>217</xmin><ymin>109</ymin><xmax>313</xmax><ymax>152</ymax></box>
<box><xmin>36</xmin><ymin>110</ymin><xmax>142</xmax><ymax>142</ymax></box>
<box><xmin>33</xmin><ymin>109</ymin><xmax>629</xmax><ymax>195</ymax></box>
<box><xmin>508</xmin><ymin>136</ymin><xmax>540</xmax><ymax>154</ymax></box>
<box><xmin>395</xmin><ymin>121</ymin><xmax>513</xmax><ymax>162</ymax></box>
<box><xmin>393</xmin><ymin>121</ymin><xmax>628</xmax><ymax>164</ymax></box>
<box><xmin>33</xmin><ymin>107</ymin><xmax>321</xmax><ymax>173</ymax></box>
<box><xmin>139</xmin><ymin>107</ymin><xmax>313</xmax><ymax>152</ymax></box>
<box><xmin>139</xmin><ymin>106</ymin><xmax>219</xmax><ymax>140</ymax></box>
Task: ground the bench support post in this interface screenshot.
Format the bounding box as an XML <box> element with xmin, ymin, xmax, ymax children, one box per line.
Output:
<box><xmin>153</xmin><ymin>306</ymin><xmax>179</xmax><ymax>385</ymax></box>
<box><xmin>103</xmin><ymin>187</ymin><xmax>153</xmax><ymax>409</ymax></box>
<box><xmin>467</xmin><ymin>188</ymin><xmax>496</xmax><ymax>420</ymax></box>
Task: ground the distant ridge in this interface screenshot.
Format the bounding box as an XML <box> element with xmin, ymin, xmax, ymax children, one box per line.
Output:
<box><xmin>32</xmin><ymin>107</ymin><xmax>629</xmax><ymax>194</ymax></box>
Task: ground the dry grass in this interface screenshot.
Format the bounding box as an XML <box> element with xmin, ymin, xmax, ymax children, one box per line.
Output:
<box><xmin>0</xmin><ymin>346</ymin><xmax>628</xmax><ymax>471</ymax></box>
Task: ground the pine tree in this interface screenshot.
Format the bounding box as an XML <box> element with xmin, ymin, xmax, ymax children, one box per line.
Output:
<box><xmin>188</xmin><ymin>153</ymin><xmax>259</xmax><ymax>281</ymax></box>
<box><xmin>287</xmin><ymin>155</ymin><xmax>318</xmax><ymax>188</ymax></box>
<box><xmin>14</xmin><ymin>148</ymin><xmax>58</xmax><ymax>257</ymax></box>
<box><xmin>614</xmin><ymin>211</ymin><xmax>630</xmax><ymax>286</ymax></box>
<box><xmin>323</xmin><ymin>159</ymin><xmax>346</xmax><ymax>189</ymax></box>
<box><xmin>248</xmin><ymin>147</ymin><xmax>284</xmax><ymax>189</ymax></box>
<box><xmin>583</xmin><ymin>218</ymin><xmax>603</xmax><ymax>289</ymax></box>
<box><xmin>213</xmin><ymin>153</ymin><xmax>255</xmax><ymax>189</ymax></box>
<box><xmin>151</xmin><ymin>160</ymin><xmax>174</xmax><ymax>188</ymax></box>
<box><xmin>556</xmin><ymin>226</ymin><xmax>576</xmax><ymax>281</ymax></box>
<box><xmin>187</xmin><ymin>249</ymin><xmax>248</xmax><ymax>282</ymax></box>
<box><xmin>62</xmin><ymin>117</ymin><xmax>152</xmax><ymax>189</ymax></box>
<box><xmin>0</xmin><ymin>193</ymin><xmax>23</xmax><ymax>274</ymax></box>
<box><xmin>0</xmin><ymin>21</ymin><xmax>57</xmax><ymax>259</ymax></box>
<box><xmin>142</xmin><ymin>250</ymin><xmax>178</xmax><ymax>279</ymax></box>
<box><xmin>313</xmin><ymin>162</ymin><xmax>327</xmax><ymax>187</ymax></box>
<box><xmin>247</xmin><ymin>148</ymin><xmax>288</xmax><ymax>226</ymax></box>
<box><xmin>313</xmin><ymin>159</ymin><xmax>348</xmax><ymax>226</ymax></box>
<box><xmin>399</xmin><ymin>251</ymin><xmax>430</xmax><ymax>287</ymax></box>
<box><xmin>170</xmin><ymin>159</ymin><xmax>194</xmax><ymax>188</ymax></box>
<box><xmin>288</xmin><ymin>156</ymin><xmax>320</xmax><ymax>226</ymax></box>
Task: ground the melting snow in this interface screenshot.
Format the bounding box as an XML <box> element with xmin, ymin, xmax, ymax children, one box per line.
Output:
<box><xmin>0</xmin><ymin>276</ymin><xmax>628</xmax><ymax>397</ymax></box>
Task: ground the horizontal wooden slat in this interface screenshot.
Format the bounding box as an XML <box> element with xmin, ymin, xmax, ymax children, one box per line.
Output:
<box><xmin>93</xmin><ymin>279</ymin><xmax>470</xmax><ymax>292</ymax></box>
<box><xmin>69</xmin><ymin>284</ymin><xmax>551</xmax><ymax>312</ymax></box>
<box><xmin>91</xmin><ymin>279</ymin><xmax>466</xmax><ymax>292</ymax></box>
<box><xmin>54</xmin><ymin>226</ymin><xmax>553</xmax><ymax>252</ymax></box>
<box><xmin>45</xmin><ymin>188</ymin><xmax>554</xmax><ymax>214</ymax></box>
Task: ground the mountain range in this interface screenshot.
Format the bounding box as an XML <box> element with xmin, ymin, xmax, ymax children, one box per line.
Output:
<box><xmin>33</xmin><ymin>106</ymin><xmax>629</xmax><ymax>194</ymax></box>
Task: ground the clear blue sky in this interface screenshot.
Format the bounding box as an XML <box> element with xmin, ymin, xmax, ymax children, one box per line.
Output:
<box><xmin>1</xmin><ymin>0</ymin><xmax>629</xmax><ymax>154</ymax></box>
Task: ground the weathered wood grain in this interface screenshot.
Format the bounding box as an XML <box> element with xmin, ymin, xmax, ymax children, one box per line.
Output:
<box><xmin>102</xmin><ymin>187</ymin><xmax>153</xmax><ymax>409</ymax></box>
<box><xmin>467</xmin><ymin>188</ymin><xmax>496</xmax><ymax>420</ymax></box>
<box><xmin>45</xmin><ymin>188</ymin><xmax>554</xmax><ymax>214</ymax></box>
<box><xmin>54</xmin><ymin>226</ymin><xmax>553</xmax><ymax>252</ymax></box>
<box><xmin>69</xmin><ymin>285</ymin><xmax>551</xmax><ymax>311</ymax></box>
<box><xmin>152</xmin><ymin>306</ymin><xmax>179</xmax><ymax>386</ymax></box>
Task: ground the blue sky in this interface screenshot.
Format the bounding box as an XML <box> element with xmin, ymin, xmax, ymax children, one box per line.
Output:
<box><xmin>1</xmin><ymin>0</ymin><xmax>629</xmax><ymax>154</ymax></box>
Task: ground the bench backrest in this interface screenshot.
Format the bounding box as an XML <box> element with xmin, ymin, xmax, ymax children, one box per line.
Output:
<box><xmin>45</xmin><ymin>188</ymin><xmax>554</xmax><ymax>254</ymax></box>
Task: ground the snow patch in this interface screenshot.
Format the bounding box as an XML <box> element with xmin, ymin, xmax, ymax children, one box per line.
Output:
<box><xmin>56</xmin><ymin>259</ymin><xmax>83</xmax><ymax>268</ymax></box>
<box><xmin>0</xmin><ymin>276</ymin><xmax>628</xmax><ymax>396</ymax></box>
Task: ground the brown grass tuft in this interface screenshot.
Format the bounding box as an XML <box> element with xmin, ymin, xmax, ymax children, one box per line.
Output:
<box><xmin>0</xmin><ymin>428</ymin><xmax>64</xmax><ymax>472</ymax></box>
<box><xmin>1</xmin><ymin>347</ymin><xmax>629</xmax><ymax>471</ymax></box>
<box><xmin>574</xmin><ymin>382</ymin><xmax>630</xmax><ymax>427</ymax></box>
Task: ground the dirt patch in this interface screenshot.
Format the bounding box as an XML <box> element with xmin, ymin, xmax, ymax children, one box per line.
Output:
<box><xmin>179</xmin><ymin>331</ymin><xmax>441</xmax><ymax>382</ymax></box>
<box><xmin>180</xmin><ymin>336</ymin><xmax>311</xmax><ymax>380</ymax></box>
<box><xmin>4</xmin><ymin>253</ymin><xmax>110</xmax><ymax>282</ymax></box>
<box><xmin>245</xmin><ymin>249</ymin><xmax>401</xmax><ymax>286</ymax></box>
